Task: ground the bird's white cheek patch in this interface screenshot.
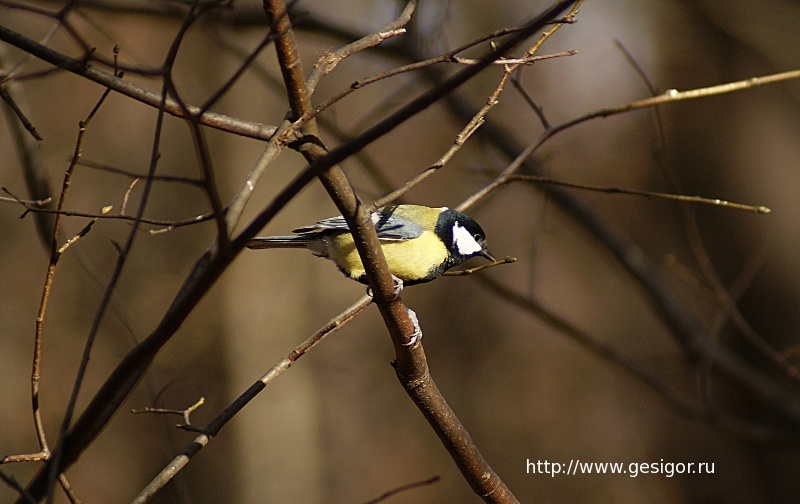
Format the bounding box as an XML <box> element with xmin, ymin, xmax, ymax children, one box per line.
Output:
<box><xmin>452</xmin><ymin>222</ymin><xmax>482</xmax><ymax>255</ymax></box>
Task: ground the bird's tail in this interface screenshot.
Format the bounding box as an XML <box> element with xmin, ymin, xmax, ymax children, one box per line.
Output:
<box><xmin>246</xmin><ymin>235</ymin><xmax>312</xmax><ymax>249</ymax></box>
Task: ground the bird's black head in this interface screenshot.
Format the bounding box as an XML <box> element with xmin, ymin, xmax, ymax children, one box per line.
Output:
<box><xmin>435</xmin><ymin>209</ymin><xmax>495</xmax><ymax>268</ymax></box>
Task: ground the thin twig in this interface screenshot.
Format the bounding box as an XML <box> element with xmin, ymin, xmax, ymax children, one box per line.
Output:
<box><xmin>287</xmin><ymin>39</ymin><xmax>576</xmax><ymax>139</ymax></box>
<box><xmin>120</xmin><ymin>179</ymin><xmax>137</xmax><ymax>216</ymax></box>
<box><xmin>443</xmin><ymin>257</ymin><xmax>517</xmax><ymax>276</ymax></box>
<box><xmin>304</xmin><ymin>0</ymin><xmax>417</xmax><ymax>95</ymax></box>
<box><xmin>199</xmin><ymin>32</ymin><xmax>275</xmax><ymax>115</ymax></box>
<box><xmin>362</xmin><ymin>475</ymin><xmax>442</xmax><ymax>504</ymax></box>
<box><xmin>505</xmin><ymin>174</ymin><xmax>770</xmax><ymax>214</ymax></box>
<box><xmin>549</xmin><ymin>69</ymin><xmax>800</xmax><ymax>145</ymax></box>
<box><xmin>224</xmin><ymin>119</ymin><xmax>292</xmax><ymax>232</ymax></box>
<box><xmin>28</xmin><ymin>109</ymin><xmax>88</xmax><ymax>504</ymax></box>
<box><xmin>132</xmin><ymin>397</ymin><xmax>206</xmax><ymax>428</ymax></box>
<box><xmin>76</xmin><ymin>159</ymin><xmax>204</xmax><ymax>186</ymax></box>
<box><xmin>7</xmin><ymin>196</ymin><xmax>215</xmax><ymax>229</ymax></box>
<box><xmin>130</xmin><ymin>296</ymin><xmax>371</xmax><ymax>503</ymax></box>
<box><xmin>451</xmin><ymin>50</ymin><xmax>577</xmax><ymax>66</ymax></box>
<box><xmin>1</xmin><ymin>452</ymin><xmax>49</xmax><ymax>464</ymax></box>
<box><xmin>0</xmin><ymin>191</ymin><xmax>51</xmax><ymax>206</ymax></box>
<box><xmin>56</xmin><ymin>206</ymin><xmax>110</xmax><ymax>255</ymax></box>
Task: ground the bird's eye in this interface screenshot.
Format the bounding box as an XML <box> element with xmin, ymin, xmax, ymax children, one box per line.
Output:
<box><xmin>474</xmin><ymin>233</ymin><xmax>482</xmax><ymax>241</ymax></box>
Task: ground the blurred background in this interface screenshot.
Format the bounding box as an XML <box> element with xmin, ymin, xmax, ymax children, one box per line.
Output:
<box><xmin>2</xmin><ymin>0</ymin><xmax>799</xmax><ymax>502</ymax></box>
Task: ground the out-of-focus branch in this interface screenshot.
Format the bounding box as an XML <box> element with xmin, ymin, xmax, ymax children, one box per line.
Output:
<box><xmin>0</xmin><ymin>47</ymin><xmax>55</xmax><ymax>245</ymax></box>
<box><xmin>479</xmin><ymin>276</ymin><xmax>799</xmax><ymax>444</ymax></box>
<box><xmin>0</xmin><ymin>83</ymin><xmax>43</xmax><ymax>140</ymax></box>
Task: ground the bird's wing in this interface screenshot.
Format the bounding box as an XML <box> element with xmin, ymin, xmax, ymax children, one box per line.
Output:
<box><xmin>292</xmin><ymin>211</ymin><xmax>425</xmax><ymax>241</ymax></box>
<box><xmin>292</xmin><ymin>215</ymin><xmax>349</xmax><ymax>234</ymax></box>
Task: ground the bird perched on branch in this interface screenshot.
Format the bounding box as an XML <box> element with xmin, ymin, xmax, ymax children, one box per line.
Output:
<box><xmin>247</xmin><ymin>204</ymin><xmax>495</xmax><ymax>287</ymax></box>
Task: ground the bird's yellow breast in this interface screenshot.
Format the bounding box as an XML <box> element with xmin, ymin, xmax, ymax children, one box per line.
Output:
<box><xmin>330</xmin><ymin>231</ymin><xmax>449</xmax><ymax>282</ymax></box>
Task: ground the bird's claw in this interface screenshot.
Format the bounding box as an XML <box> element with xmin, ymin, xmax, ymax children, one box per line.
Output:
<box><xmin>366</xmin><ymin>275</ymin><xmax>404</xmax><ymax>301</ymax></box>
<box><xmin>391</xmin><ymin>275</ymin><xmax>404</xmax><ymax>300</ymax></box>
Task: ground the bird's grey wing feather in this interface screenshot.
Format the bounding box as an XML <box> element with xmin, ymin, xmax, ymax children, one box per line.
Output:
<box><xmin>292</xmin><ymin>215</ymin><xmax>349</xmax><ymax>234</ymax></box>
<box><xmin>292</xmin><ymin>212</ymin><xmax>424</xmax><ymax>241</ymax></box>
<box><xmin>246</xmin><ymin>235</ymin><xmax>312</xmax><ymax>249</ymax></box>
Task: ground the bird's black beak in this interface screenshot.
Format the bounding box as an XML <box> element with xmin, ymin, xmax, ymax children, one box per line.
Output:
<box><xmin>481</xmin><ymin>247</ymin><xmax>496</xmax><ymax>263</ymax></box>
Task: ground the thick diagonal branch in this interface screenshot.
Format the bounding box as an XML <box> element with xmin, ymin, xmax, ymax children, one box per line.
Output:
<box><xmin>262</xmin><ymin>1</ymin><xmax>576</xmax><ymax>502</ymax></box>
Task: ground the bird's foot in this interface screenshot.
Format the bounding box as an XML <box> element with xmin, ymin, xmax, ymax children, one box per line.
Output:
<box><xmin>366</xmin><ymin>275</ymin><xmax>404</xmax><ymax>301</ymax></box>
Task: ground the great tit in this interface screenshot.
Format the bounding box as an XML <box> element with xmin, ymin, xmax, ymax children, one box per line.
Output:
<box><xmin>247</xmin><ymin>204</ymin><xmax>494</xmax><ymax>286</ymax></box>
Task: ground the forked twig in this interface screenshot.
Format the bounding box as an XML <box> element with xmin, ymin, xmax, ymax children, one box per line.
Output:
<box><xmin>131</xmin><ymin>397</ymin><xmax>206</xmax><ymax>430</ymax></box>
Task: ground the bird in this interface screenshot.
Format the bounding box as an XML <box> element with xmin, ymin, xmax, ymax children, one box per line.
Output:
<box><xmin>246</xmin><ymin>204</ymin><xmax>495</xmax><ymax>286</ymax></box>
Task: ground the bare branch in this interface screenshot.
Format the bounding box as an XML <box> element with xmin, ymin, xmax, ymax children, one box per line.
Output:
<box><xmin>304</xmin><ymin>0</ymin><xmax>418</xmax><ymax>95</ymax></box>
<box><xmin>0</xmin><ymin>190</ymin><xmax>51</xmax><ymax>207</ymax></box>
<box><xmin>479</xmin><ymin>276</ymin><xmax>799</xmax><ymax>444</ymax></box>
<box><xmin>131</xmin><ymin>397</ymin><xmax>205</xmax><ymax>429</ymax></box>
<box><xmin>451</xmin><ymin>50</ymin><xmax>577</xmax><ymax>66</ymax></box>
<box><xmin>362</xmin><ymin>475</ymin><xmax>442</xmax><ymax>504</ymax></box>
<box><xmin>0</xmin><ymin>469</ymin><xmax>35</xmax><ymax>504</ymax></box>
<box><xmin>0</xmin><ymin>24</ymin><xmax>279</xmax><ymax>141</ymax></box>
<box><xmin>548</xmin><ymin>69</ymin><xmax>800</xmax><ymax>147</ymax></box>
<box><xmin>130</xmin><ymin>295</ymin><xmax>372</xmax><ymax>503</ymax></box>
<box><xmin>442</xmin><ymin>257</ymin><xmax>517</xmax><ymax>277</ymax></box>
<box><xmin>504</xmin><ymin>174</ymin><xmax>771</xmax><ymax>214</ymax></box>
<box><xmin>0</xmin><ymin>83</ymin><xmax>43</xmax><ymax>140</ymax></box>
<box><xmin>26</xmin><ymin>207</ymin><xmax>214</xmax><ymax>229</ymax></box>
